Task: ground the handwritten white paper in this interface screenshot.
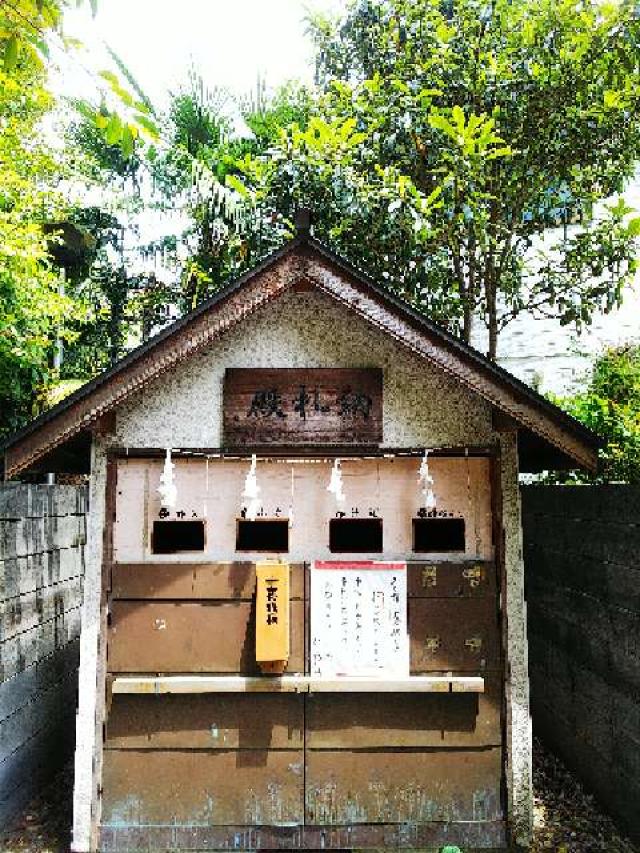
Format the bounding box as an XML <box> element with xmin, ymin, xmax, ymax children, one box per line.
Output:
<box><xmin>310</xmin><ymin>561</ymin><xmax>409</xmax><ymax>678</ymax></box>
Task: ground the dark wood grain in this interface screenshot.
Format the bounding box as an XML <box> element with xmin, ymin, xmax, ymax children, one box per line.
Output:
<box><xmin>111</xmin><ymin>562</ymin><xmax>305</xmax><ymax>601</ymax></box>
<box><xmin>106</xmin><ymin>693</ymin><xmax>304</xmax><ymax>750</ymax></box>
<box><xmin>223</xmin><ymin>368</ymin><xmax>382</xmax><ymax>447</ymax></box>
<box><xmin>107</xmin><ymin>600</ymin><xmax>305</xmax><ymax>674</ymax></box>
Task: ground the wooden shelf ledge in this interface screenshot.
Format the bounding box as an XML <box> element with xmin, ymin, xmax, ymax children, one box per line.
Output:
<box><xmin>111</xmin><ymin>675</ymin><xmax>484</xmax><ymax>695</ymax></box>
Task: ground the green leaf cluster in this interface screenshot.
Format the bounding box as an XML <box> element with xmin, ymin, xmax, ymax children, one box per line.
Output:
<box><xmin>551</xmin><ymin>345</ymin><xmax>640</xmax><ymax>483</ymax></box>
<box><xmin>304</xmin><ymin>0</ymin><xmax>640</xmax><ymax>356</ymax></box>
<box><xmin>0</xmin><ymin>14</ymin><xmax>77</xmax><ymax>438</ymax></box>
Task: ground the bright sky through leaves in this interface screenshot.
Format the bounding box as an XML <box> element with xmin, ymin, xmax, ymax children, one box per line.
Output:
<box><xmin>57</xmin><ymin>0</ymin><xmax>345</xmax><ymax>106</ymax></box>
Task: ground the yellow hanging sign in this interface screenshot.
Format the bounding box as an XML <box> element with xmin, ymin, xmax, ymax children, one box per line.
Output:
<box><xmin>255</xmin><ymin>562</ymin><xmax>290</xmax><ymax>670</ymax></box>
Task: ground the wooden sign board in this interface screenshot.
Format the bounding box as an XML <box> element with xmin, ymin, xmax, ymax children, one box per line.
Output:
<box><xmin>223</xmin><ymin>368</ymin><xmax>382</xmax><ymax>447</ymax></box>
<box><xmin>255</xmin><ymin>561</ymin><xmax>290</xmax><ymax>672</ymax></box>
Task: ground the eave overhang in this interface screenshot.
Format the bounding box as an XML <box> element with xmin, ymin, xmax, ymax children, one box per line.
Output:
<box><xmin>1</xmin><ymin>236</ymin><xmax>601</xmax><ymax>479</ymax></box>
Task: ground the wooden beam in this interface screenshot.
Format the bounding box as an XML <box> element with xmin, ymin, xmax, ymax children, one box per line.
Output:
<box><xmin>105</xmin><ymin>444</ymin><xmax>497</xmax><ymax>460</ymax></box>
<box><xmin>111</xmin><ymin>675</ymin><xmax>485</xmax><ymax>695</ymax></box>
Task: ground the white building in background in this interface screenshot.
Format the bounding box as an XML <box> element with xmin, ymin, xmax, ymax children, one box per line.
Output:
<box><xmin>472</xmin><ymin>181</ymin><xmax>640</xmax><ymax>398</ymax></box>
<box><xmin>472</xmin><ymin>280</ymin><xmax>640</xmax><ymax>397</ymax></box>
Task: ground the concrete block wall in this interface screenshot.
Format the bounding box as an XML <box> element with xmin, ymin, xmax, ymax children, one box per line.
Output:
<box><xmin>0</xmin><ymin>484</ymin><xmax>87</xmax><ymax>827</ymax></box>
<box><xmin>522</xmin><ymin>485</ymin><xmax>640</xmax><ymax>844</ymax></box>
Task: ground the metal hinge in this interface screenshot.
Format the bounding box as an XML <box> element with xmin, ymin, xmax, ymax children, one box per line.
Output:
<box><xmin>424</xmin><ymin>636</ymin><xmax>442</xmax><ymax>654</ymax></box>
<box><xmin>464</xmin><ymin>636</ymin><xmax>483</xmax><ymax>653</ymax></box>
<box><xmin>421</xmin><ymin>566</ymin><xmax>438</xmax><ymax>588</ymax></box>
<box><xmin>462</xmin><ymin>565</ymin><xmax>484</xmax><ymax>588</ymax></box>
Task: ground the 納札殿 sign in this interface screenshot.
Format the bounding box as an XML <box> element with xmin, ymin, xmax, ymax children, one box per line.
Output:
<box><xmin>223</xmin><ymin>368</ymin><xmax>382</xmax><ymax>447</ymax></box>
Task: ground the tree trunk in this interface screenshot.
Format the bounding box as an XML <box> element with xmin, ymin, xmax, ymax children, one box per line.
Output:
<box><xmin>487</xmin><ymin>273</ymin><xmax>498</xmax><ymax>361</ymax></box>
<box><xmin>465</xmin><ymin>232</ymin><xmax>477</xmax><ymax>346</ymax></box>
<box><xmin>463</xmin><ymin>302</ymin><xmax>473</xmax><ymax>344</ymax></box>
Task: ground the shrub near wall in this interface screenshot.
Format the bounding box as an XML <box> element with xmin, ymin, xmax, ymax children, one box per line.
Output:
<box><xmin>522</xmin><ymin>485</ymin><xmax>640</xmax><ymax>844</ymax></box>
<box><xmin>0</xmin><ymin>483</ymin><xmax>87</xmax><ymax>825</ymax></box>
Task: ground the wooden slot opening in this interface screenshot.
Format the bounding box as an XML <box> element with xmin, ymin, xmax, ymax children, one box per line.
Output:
<box><xmin>329</xmin><ymin>517</ymin><xmax>383</xmax><ymax>553</ymax></box>
<box><xmin>151</xmin><ymin>520</ymin><xmax>206</xmax><ymax>554</ymax></box>
<box><xmin>236</xmin><ymin>519</ymin><xmax>289</xmax><ymax>552</ymax></box>
<box><xmin>412</xmin><ymin>517</ymin><xmax>466</xmax><ymax>552</ymax></box>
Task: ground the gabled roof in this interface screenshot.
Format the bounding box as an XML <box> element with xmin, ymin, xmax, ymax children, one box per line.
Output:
<box><xmin>2</xmin><ymin>234</ymin><xmax>601</xmax><ymax>478</ymax></box>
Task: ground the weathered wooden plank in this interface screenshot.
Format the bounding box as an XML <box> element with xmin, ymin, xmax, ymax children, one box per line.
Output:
<box><xmin>306</xmin><ymin>673</ymin><xmax>501</xmax><ymax>748</ymax></box>
<box><xmin>305</xmin><ymin>748</ymin><xmax>503</xmax><ymax>824</ymax></box>
<box><xmin>114</xmin><ymin>456</ymin><xmax>494</xmax><ymax>563</ymax></box>
<box><xmin>99</xmin><ymin>820</ymin><xmax>507</xmax><ymax>850</ymax></box>
<box><xmin>111</xmin><ymin>675</ymin><xmax>309</xmax><ymax>694</ymax></box>
<box><xmin>107</xmin><ymin>600</ymin><xmax>305</xmax><ymax>674</ymax></box>
<box><xmin>223</xmin><ymin>368</ymin><xmax>383</xmax><ymax>447</ymax></box>
<box><xmin>105</xmin><ymin>694</ymin><xmax>304</xmax><ymax>750</ymax></box>
<box><xmin>111</xmin><ymin>561</ymin><xmax>305</xmax><ymax>600</ymax></box>
<box><xmin>309</xmin><ymin>676</ymin><xmax>485</xmax><ymax>692</ymax></box>
<box><xmin>409</xmin><ymin>597</ymin><xmax>501</xmax><ymax>672</ymax></box>
<box><xmin>407</xmin><ymin>560</ymin><xmax>496</xmax><ymax>598</ymax></box>
<box><xmin>101</xmin><ymin>749</ymin><xmax>304</xmax><ymax>826</ymax></box>
<box><xmin>110</xmin><ymin>674</ymin><xmax>485</xmax><ymax>695</ymax></box>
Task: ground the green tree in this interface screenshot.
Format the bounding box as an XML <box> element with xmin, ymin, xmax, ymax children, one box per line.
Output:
<box><xmin>0</xmin><ymin>0</ymin><xmax>154</xmax><ymax>435</ymax></box>
<box><xmin>553</xmin><ymin>345</ymin><xmax>640</xmax><ymax>484</ymax></box>
<box><xmin>305</xmin><ymin>0</ymin><xmax>640</xmax><ymax>357</ymax></box>
<box><xmin>0</xmin><ymin>4</ymin><xmax>78</xmax><ymax>437</ymax></box>
<box><xmin>240</xmin><ymin>78</ymin><xmax>313</xmax><ymax>150</ymax></box>
<box><xmin>143</xmin><ymin>72</ymin><xmax>292</xmax><ymax>310</ymax></box>
<box><xmin>62</xmin><ymin>114</ymin><xmax>175</xmax><ymax>373</ymax></box>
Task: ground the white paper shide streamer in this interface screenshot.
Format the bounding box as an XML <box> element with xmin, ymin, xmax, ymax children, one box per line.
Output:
<box><xmin>158</xmin><ymin>448</ymin><xmax>178</xmax><ymax>510</ymax></box>
<box><xmin>242</xmin><ymin>454</ymin><xmax>261</xmax><ymax>521</ymax></box>
<box><xmin>327</xmin><ymin>458</ymin><xmax>346</xmax><ymax>505</ymax></box>
<box><xmin>418</xmin><ymin>449</ymin><xmax>436</xmax><ymax>511</ymax></box>
<box><xmin>288</xmin><ymin>467</ymin><xmax>295</xmax><ymax>529</ymax></box>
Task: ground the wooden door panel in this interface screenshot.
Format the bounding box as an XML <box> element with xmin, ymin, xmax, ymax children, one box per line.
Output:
<box><xmin>409</xmin><ymin>597</ymin><xmax>501</xmax><ymax>672</ymax></box>
<box><xmin>102</xmin><ymin>749</ymin><xmax>304</xmax><ymax>827</ymax></box>
<box><xmin>305</xmin><ymin>748</ymin><xmax>503</xmax><ymax>824</ymax></box>
<box><xmin>108</xmin><ymin>600</ymin><xmax>305</xmax><ymax>673</ymax></box>
<box><xmin>106</xmin><ymin>694</ymin><xmax>304</xmax><ymax>750</ymax></box>
<box><xmin>306</xmin><ymin>673</ymin><xmax>502</xmax><ymax>748</ymax></box>
<box><xmin>111</xmin><ymin>561</ymin><xmax>305</xmax><ymax>601</ymax></box>
<box><xmin>407</xmin><ymin>560</ymin><xmax>497</xmax><ymax>598</ymax></box>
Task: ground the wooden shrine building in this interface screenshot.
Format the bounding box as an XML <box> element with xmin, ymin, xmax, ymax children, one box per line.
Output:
<box><xmin>2</xmin><ymin>227</ymin><xmax>600</xmax><ymax>852</ymax></box>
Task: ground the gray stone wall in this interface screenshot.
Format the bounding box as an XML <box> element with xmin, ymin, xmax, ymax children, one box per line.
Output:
<box><xmin>0</xmin><ymin>483</ymin><xmax>87</xmax><ymax>826</ymax></box>
<box><xmin>522</xmin><ymin>485</ymin><xmax>640</xmax><ymax>843</ymax></box>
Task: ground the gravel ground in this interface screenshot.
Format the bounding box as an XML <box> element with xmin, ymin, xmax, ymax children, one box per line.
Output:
<box><xmin>530</xmin><ymin>739</ymin><xmax>637</xmax><ymax>853</ymax></box>
<box><xmin>0</xmin><ymin>739</ymin><xmax>637</xmax><ymax>851</ymax></box>
<box><xmin>0</xmin><ymin>759</ymin><xmax>73</xmax><ymax>853</ymax></box>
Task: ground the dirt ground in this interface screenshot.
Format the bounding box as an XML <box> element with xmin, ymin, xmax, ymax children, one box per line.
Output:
<box><xmin>0</xmin><ymin>738</ymin><xmax>636</xmax><ymax>852</ymax></box>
